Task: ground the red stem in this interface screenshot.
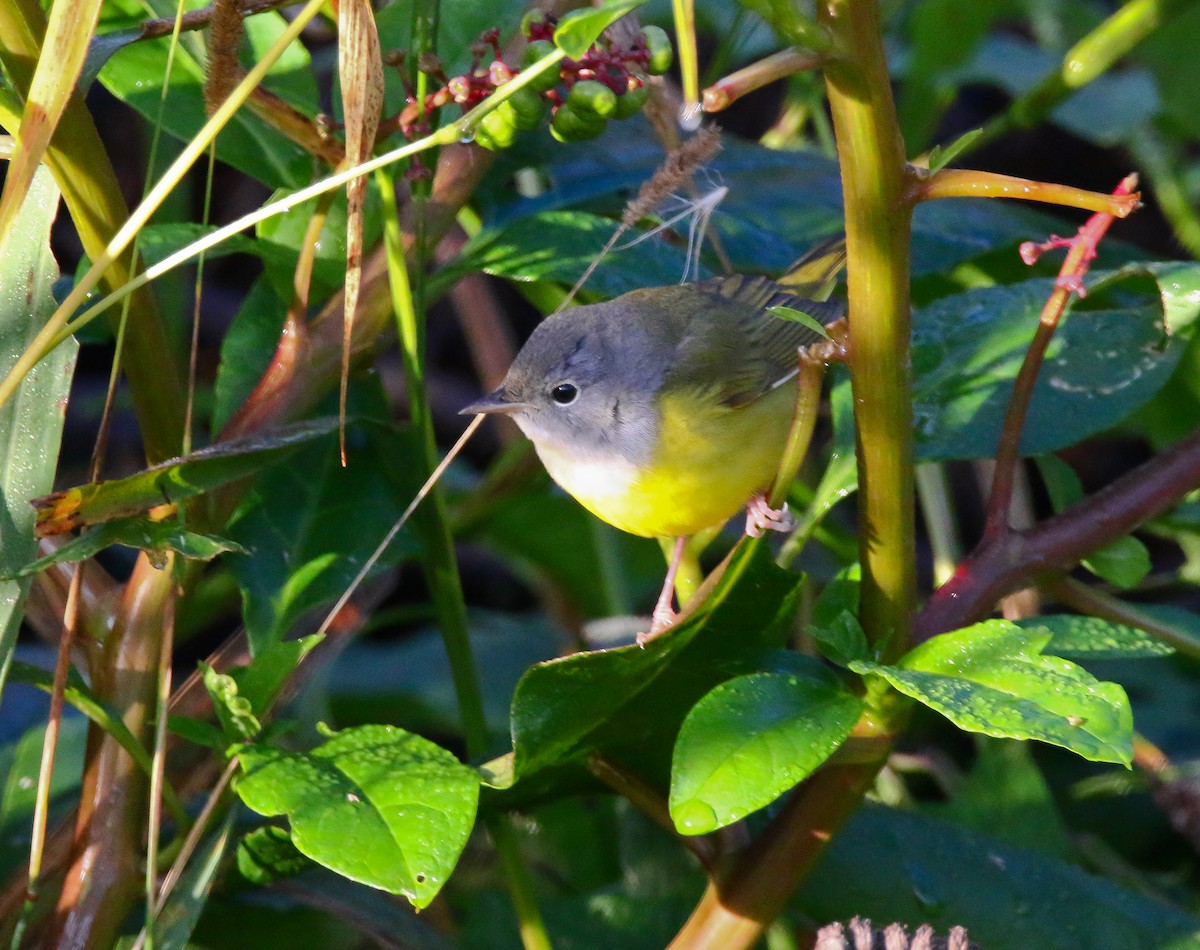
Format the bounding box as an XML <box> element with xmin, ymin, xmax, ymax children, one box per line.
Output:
<box><xmin>918</xmin><ymin>424</ymin><xmax>1200</xmax><ymax>640</ymax></box>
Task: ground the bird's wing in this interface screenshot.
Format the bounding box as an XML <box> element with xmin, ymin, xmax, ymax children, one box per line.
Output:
<box><xmin>668</xmin><ymin>274</ymin><xmax>844</xmax><ymax>409</ymax></box>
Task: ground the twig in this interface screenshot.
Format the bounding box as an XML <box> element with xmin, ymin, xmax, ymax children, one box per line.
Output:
<box><xmin>917</xmin><ymin>425</ymin><xmax>1200</xmax><ymax>641</ymax></box>
<box><xmin>983</xmin><ymin>174</ymin><xmax>1137</xmax><ymax>541</ymax></box>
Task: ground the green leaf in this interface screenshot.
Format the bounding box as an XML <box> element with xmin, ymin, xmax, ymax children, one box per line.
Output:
<box><xmin>203</xmin><ymin>664</ymin><xmax>262</xmax><ymax>742</ymax></box>
<box><xmin>454</xmin><ymin>209</ymin><xmax>696</xmax><ymax>300</ymax></box>
<box><xmin>669</xmin><ymin>662</ymin><xmax>862</xmax><ymax>834</ymax></box>
<box><xmin>237</xmin><ymin>825</ymin><xmax>314</xmax><ymax>885</ymax></box>
<box><xmin>930</xmin><ymin>738</ymin><xmax>1074</xmax><ymax>859</ymax></box>
<box><xmin>33</xmin><ymin>418</ymin><xmax>339</xmax><ymax>535</ymax></box>
<box><xmin>211</xmin><ymin>276</ymin><xmax>287</xmax><ymax>435</ymax></box>
<box><xmin>232</xmin><ymin>634</ymin><xmax>323</xmax><ymax>716</ymax></box>
<box><xmin>810</xmin><ymin>563</ymin><xmax>860</xmax><ymax>630</ymax></box>
<box><xmin>477</xmin><ymin>134</ymin><xmax>1065</xmax><ymax>283</ymax></box>
<box><xmin>1017</xmin><ymin>614</ymin><xmax>1175</xmax><ymax>660</ymax></box>
<box><xmin>0</xmin><ymin>718</ymin><xmax>87</xmax><ymax>843</ymax></box>
<box><xmin>150</xmin><ymin>813</ymin><xmax>235</xmax><ymax>950</ymax></box>
<box><xmin>235</xmin><ymin>724</ymin><xmax>480</xmax><ymax>907</ymax></box>
<box><xmin>226</xmin><ymin>403</ymin><xmax>422</xmax><ymax>654</ymax></box>
<box><xmin>797</xmin><ymin>804</ymin><xmax>1200</xmax><ymax>949</ymax></box>
<box><xmin>7</xmin><ymin>516</ymin><xmax>245</xmax><ymax>578</ymax></box>
<box><xmin>553</xmin><ymin>0</ymin><xmax>648</xmax><ymax>59</ymax></box>
<box><xmin>850</xmin><ymin>620</ymin><xmax>1134</xmax><ymax>765</ymax></box>
<box><xmin>767</xmin><ymin>305</ymin><xmax>831</xmax><ymax>338</ymax></box>
<box><xmin>912</xmin><ymin>267</ymin><xmax>1200</xmax><ymax>460</ymax></box>
<box><xmin>7</xmin><ymin>661</ymin><xmax>155</xmax><ymax>781</ymax></box>
<box><xmin>1082</xmin><ymin>535</ymin><xmax>1152</xmax><ymax>590</ymax></box>
<box><xmin>509</xmin><ymin>541</ymin><xmax>805</xmax><ymax>778</ymax></box>
<box><xmin>926</xmin><ymin>128</ymin><xmax>984</xmax><ymax>173</ymax></box>
<box><xmin>1034</xmin><ymin>454</ymin><xmax>1152</xmax><ymax>587</ymax></box>
<box><xmin>813</xmin><ymin>609</ymin><xmax>869</xmax><ymax>667</ymax></box>
<box><xmin>0</xmin><ymin>164</ymin><xmax>77</xmax><ymax>699</ymax></box>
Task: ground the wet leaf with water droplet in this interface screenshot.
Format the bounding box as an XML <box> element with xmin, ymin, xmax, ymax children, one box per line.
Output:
<box><xmin>669</xmin><ymin>661</ymin><xmax>862</xmax><ymax>834</ymax></box>
<box><xmin>850</xmin><ymin>620</ymin><xmax>1133</xmax><ymax>765</ymax></box>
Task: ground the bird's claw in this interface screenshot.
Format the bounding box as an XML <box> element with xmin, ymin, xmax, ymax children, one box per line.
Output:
<box><xmin>744</xmin><ymin>496</ymin><xmax>794</xmax><ymax>538</ymax></box>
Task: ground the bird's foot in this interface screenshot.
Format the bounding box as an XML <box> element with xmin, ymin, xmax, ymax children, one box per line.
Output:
<box><xmin>636</xmin><ymin>604</ymin><xmax>678</xmax><ymax>647</ymax></box>
<box><xmin>744</xmin><ymin>495</ymin><xmax>794</xmax><ymax>538</ymax></box>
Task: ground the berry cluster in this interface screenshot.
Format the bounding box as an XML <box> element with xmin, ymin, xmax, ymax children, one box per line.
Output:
<box><xmin>453</xmin><ymin>15</ymin><xmax>673</xmax><ymax>151</ymax></box>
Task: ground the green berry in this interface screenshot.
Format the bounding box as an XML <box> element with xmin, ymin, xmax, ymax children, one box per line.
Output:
<box><xmin>550</xmin><ymin>102</ymin><xmax>606</xmax><ymax>142</ymax></box>
<box><xmin>521</xmin><ymin>40</ymin><xmax>561</xmax><ymax>93</ymax></box>
<box><xmin>613</xmin><ymin>78</ymin><xmax>649</xmax><ymax>119</ymax></box>
<box><xmin>475</xmin><ymin>107</ymin><xmax>517</xmax><ymax>150</ymax></box>
<box><xmin>506</xmin><ymin>84</ymin><xmax>548</xmax><ymax>131</ymax></box>
<box><xmin>520</xmin><ymin>9</ymin><xmax>547</xmax><ymax>37</ymax></box>
<box><xmin>642</xmin><ymin>25</ymin><xmax>673</xmax><ymax>75</ymax></box>
<box><xmin>568</xmin><ymin>79</ymin><xmax>618</xmax><ymax>118</ymax></box>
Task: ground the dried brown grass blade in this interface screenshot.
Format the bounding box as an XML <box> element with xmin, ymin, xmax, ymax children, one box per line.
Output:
<box><xmin>336</xmin><ymin>0</ymin><xmax>384</xmax><ymax>464</ymax></box>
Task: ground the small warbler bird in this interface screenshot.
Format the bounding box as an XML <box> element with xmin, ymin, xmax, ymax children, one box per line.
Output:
<box><xmin>463</xmin><ymin>250</ymin><xmax>844</xmax><ymax>636</ymax></box>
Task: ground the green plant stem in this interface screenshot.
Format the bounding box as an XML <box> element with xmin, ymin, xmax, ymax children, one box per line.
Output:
<box><xmin>487</xmin><ymin>816</ymin><xmax>554</xmax><ymax>950</ymax></box>
<box><xmin>667</xmin><ymin>760</ymin><xmax>886</xmax><ymax>949</ymax></box>
<box><xmin>916</xmin><ymin>463</ymin><xmax>962</xmax><ymax>588</ymax></box>
<box><xmin>914</xmin><ymin>168</ymin><xmax>1141</xmax><ymax>217</ymax></box>
<box><xmin>964</xmin><ymin>0</ymin><xmax>1194</xmax><ymax>156</ymax></box>
<box><xmin>379</xmin><ymin>168</ymin><xmax>553</xmax><ymax>950</ymax></box>
<box><xmin>377</xmin><ymin>170</ymin><xmax>487</xmax><ymax>761</ymax></box>
<box><xmin>672</xmin><ymin>0</ymin><xmax>701</xmax><ymax>121</ymax></box>
<box><xmin>820</xmin><ymin>0</ymin><xmax>916</xmax><ymax>662</ymax></box>
<box><xmin>1129</xmin><ymin>122</ymin><xmax>1200</xmax><ymax>258</ymax></box>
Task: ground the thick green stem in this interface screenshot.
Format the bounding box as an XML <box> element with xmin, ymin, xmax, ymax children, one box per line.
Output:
<box><xmin>819</xmin><ymin>0</ymin><xmax>915</xmax><ymax>661</ymax></box>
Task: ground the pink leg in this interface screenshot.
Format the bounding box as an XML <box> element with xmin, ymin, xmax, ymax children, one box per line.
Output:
<box><xmin>744</xmin><ymin>494</ymin><xmax>795</xmax><ymax>538</ymax></box>
<box><xmin>638</xmin><ymin>536</ymin><xmax>687</xmax><ymax>646</ymax></box>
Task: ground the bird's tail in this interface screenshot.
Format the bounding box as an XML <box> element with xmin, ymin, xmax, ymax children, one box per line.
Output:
<box><xmin>776</xmin><ymin>236</ymin><xmax>847</xmax><ymax>302</ymax></box>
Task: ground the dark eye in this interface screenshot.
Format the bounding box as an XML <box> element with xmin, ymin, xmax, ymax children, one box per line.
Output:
<box><xmin>550</xmin><ymin>382</ymin><xmax>579</xmax><ymax>405</ymax></box>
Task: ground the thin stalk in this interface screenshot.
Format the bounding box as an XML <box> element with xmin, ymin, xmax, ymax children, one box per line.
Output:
<box><xmin>958</xmin><ymin>0</ymin><xmax>1195</xmax><ymax>156</ymax></box>
<box><xmin>380</xmin><ymin>167</ymin><xmax>550</xmax><ymax>950</ymax></box>
<box><xmin>376</xmin><ymin>168</ymin><xmax>487</xmax><ymax>759</ymax></box>
<box><xmin>47</xmin><ymin>555</ymin><xmax>174</xmax><ymax>949</ymax></box>
<box><xmin>983</xmin><ymin>175</ymin><xmax>1135</xmax><ymax>541</ymax></box>
<box><xmin>487</xmin><ymin>816</ymin><xmax>553</xmax><ymax>950</ymax></box>
<box><xmin>0</xmin><ymin>0</ymin><xmax>186</xmax><ymax>461</ymax></box>
<box><xmin>1047</xmin><ymin>576</ymin><xmax>1200</xmax><ymax>660</ymax></box>
<box><xmin>671</xmin><ymin>0</ymin><xmax>701</xmax><ymax>124</ymax></box>
<box><xmin>820</xmin><ymin>0</ymin><xmax>915</xmax><ymax>662</ymax></box>
<box><xmin>914</xmin><ymin>168</ymin><xmax>1140</xmax><ymax>217</ymax></box>
<box><xmin>33</xmin><ymin>45</ymin><xmax>566</xmax><ymax>358</ymax></box>
<box><xmin>11</xmin><ymin>569</ymin><xmax>82</xmax><ymax>950</ymax></box>
<box><xmin>916</xmin><ymin>463</ymin><xmax>962</xmax><ymax>587</ymax></box>
<box><xmin>702</xmin><ymin>48</ymin><xmax>826</xmax><ymax>114</ymax></box>
<box><xmin>143</xmin><ymin>564</ymin><xmax>176</xmax><ymax>950</ymax></box>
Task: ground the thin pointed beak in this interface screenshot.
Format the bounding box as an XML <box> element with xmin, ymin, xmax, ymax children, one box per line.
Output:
<box><xmin>460</xmin><ymin>387</ymin><xmax>532</xmax><ymax>416</ymax></box>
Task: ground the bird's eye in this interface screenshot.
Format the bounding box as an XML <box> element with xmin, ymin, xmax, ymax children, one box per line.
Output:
<box><xmin>550</xmin><ymin>382</ymin><xmax>579</xmax><ymax>405</ymax></box>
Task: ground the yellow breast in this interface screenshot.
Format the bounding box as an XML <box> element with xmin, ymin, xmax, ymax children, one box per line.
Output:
<box><xmin>534</xmin><ymin>381</ymin><xmax>796</xmax><ymax>538</ymax></box>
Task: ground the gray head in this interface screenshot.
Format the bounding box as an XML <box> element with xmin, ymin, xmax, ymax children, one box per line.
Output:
<box><xmin>460</xmin><ymin>299</ymin><xmax>669</xmax><ymax>466</ymax></box>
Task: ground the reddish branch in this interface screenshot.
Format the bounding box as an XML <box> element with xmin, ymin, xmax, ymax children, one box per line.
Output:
<box><xmin>918</xmin><ymin>424</ymin><xmax>1200</xmax><ymax>640</ymax></box>
<box><xmin>984</xmin><ymin>174</ymin><xmax>1138</xmax><ymax>540</ymax></box>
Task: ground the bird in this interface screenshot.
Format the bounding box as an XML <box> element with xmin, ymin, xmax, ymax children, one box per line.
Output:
<box><xmin>462</xmin><ymin>247</ymin><xmax>845</xmax><ymax>639</ymax></box>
